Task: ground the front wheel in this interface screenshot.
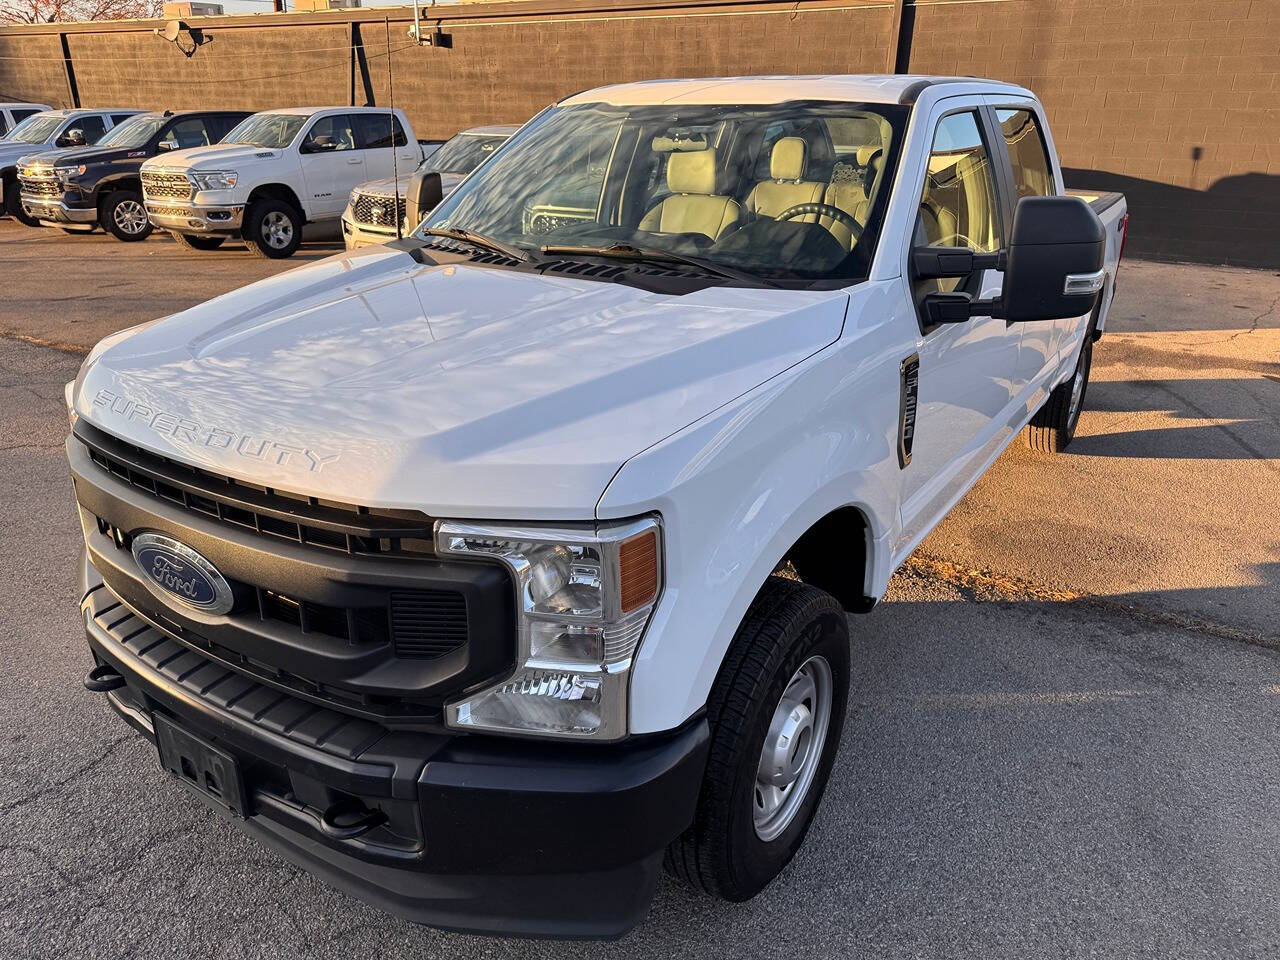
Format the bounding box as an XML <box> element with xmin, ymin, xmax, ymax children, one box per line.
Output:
<box><xmin>170</xmin><ymin>232</ymin><xmax>226</xmax><ymax>251</ymax></box>
<box><xmin>1026</xmin><ymin>332</ymin><xmax>1093</xmax><ymax>453</ymax></box>
<box><xmin>242</xmin><ymin>198</ymin><xmax>302</xmax><ymax>259</ymax></box>
<box><xmin>100</xmin><ymin>190</ymin><xmax>152</xmax><ymax>242</ymax></box>
<box><xmin>666</xmin><ymin>575</ymin><xmax>849</xmax><ymax>901</ymax></box>
<box><xmin>4</xmin><ymin>182</ymin><xmax>40</xmax><ymax>227</ymax></box>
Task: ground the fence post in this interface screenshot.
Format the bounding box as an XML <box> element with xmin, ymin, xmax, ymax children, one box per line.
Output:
<box><xmin>59</xmin><ymin>32</ymin><xmax>80</xmax><ymax>108</ymax></box>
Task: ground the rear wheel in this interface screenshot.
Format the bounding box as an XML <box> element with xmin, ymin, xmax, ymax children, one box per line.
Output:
<box><xmin>170</xmin><ymin>232</ymin><xmax>226</xmax><ymax>251</ymax></box>
<box><xmin>1026</xmin><ymin>332</ymin><xmax>1093</xmax><ymax>453</ymax></box>
<box><xmin>100</xmin><ymin>190</ymin><xmax>152</xmax><ymax>242</ymax></box>
<box><xmin>666</xmin><ymin>575</ymin><xmax>849</xmax><ymax>901</ymax></box>
<box><xmin>4</xmin><ymin>180</ymin><xmax>40</xmax><ymax>227</ymax></box>
<box><xmin>242</xmin><ymin>198</ymin><xmax>302</xmax><ymax>259</ymax></box>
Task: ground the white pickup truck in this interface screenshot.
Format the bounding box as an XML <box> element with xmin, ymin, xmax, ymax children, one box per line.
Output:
<box><xmin>139</xmin><ymin>106</ymin><xmax>422</xmax><ymax>258</ymax></box>
<box><xmin>66</xmin><ymin>75</ymin><xmax>1126</xmax><ymax>938</ymax></box>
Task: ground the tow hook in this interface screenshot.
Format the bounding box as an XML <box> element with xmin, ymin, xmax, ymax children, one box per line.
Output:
<box><xmin>319</xmin><ymin>798</ymin><xmax>387</xmax><ymax>841</ymax></box>
<box><xmin>84</xmin><ymin>663</ymin><xmax>127</xmax><ymax>692</ymax></box>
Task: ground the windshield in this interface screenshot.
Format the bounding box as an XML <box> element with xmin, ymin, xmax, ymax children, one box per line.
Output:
<box><xmin>422</xmin><ymin>101</ymin><xmax>908</xmax><ymax>285</ymax></box>
<box><xmin>5</xmin><ymin>114</ymin><xmax>62</xmax><ymax>145</ymax></box>
<box><xmin>223</xmin><ymin>113</ymin><xmax>306</xmax><ymax>149</ymax></box>
<box><xmin>423</xmin><ymin>133</ymin><xmax>510</xmax><ymax>176</ymax></box>
<box><xmin>95</xmin><ymin>115</ymin><xmax>166</xmax><ymax>149</ymax></box>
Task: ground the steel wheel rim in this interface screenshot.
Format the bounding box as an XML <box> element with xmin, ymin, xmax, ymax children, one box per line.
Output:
<box><xmin>1068</xmin><ymin>341</ymin><xmax>1090</xmax><ymax>425</ymax></box>
<box><xmin>753</xmin><ymin>654</ymin><xmax>833</xmax><ymax>842</ymax></box>
<box><xmin>114</xmin><ymin>199</ymin><xmax>148</xmax><ymax>234</ymax></box>
<box><xmin>262</xmin><ymin>211</ymin><xmax>293</xmax><ymax>249</ymax></box>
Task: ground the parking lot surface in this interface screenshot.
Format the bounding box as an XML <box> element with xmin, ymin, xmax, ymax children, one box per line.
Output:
<box><xmin>2</xmin><ymin>219</ymin><xmax>1278</xmax><ymax>958</ymax></box>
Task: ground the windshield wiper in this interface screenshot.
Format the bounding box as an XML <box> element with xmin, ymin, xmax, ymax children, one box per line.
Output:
<box><xmin>423</xmin><ymin>226</ymin><xmax>532</xmax><ymax>264</ymax></box>
<box><xmin>538</xmin><ymin>242</ymin><xmax>780</xmax><ymax>289</ymax></box>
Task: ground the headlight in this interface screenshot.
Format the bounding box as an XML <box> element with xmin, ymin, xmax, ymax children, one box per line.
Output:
<box><xmin>54</xmin><ymin>164</ymin><xmax>86</xmax><ymax>181</ymax></box>
<box><xmin>437</xmin><ymin>516</ymin><xmax>662</xmax><ymax>741</ymax></box>
<box><xmin>191</xmin><ymin>170</ymin><xmax>237</xmax><ymax>191</ymax></box>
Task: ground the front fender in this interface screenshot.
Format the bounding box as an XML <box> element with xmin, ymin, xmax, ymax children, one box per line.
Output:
<box><xmin>599</xmin><ymin>280</ymin><xmax>913</xmax><ymax>734</ymax></box>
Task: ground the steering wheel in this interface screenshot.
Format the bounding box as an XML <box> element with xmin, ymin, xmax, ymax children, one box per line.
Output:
<box><xmin>774</xmin><ymin>202</ymin><xmax>862</xmax><ymax>240</ymax></box>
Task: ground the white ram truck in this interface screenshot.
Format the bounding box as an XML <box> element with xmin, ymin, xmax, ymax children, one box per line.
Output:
<box><xmin>67</xmin><ymin>75</ymin><xmax>1126</xmax><ymax>938</ymax></box>
<box><xmin>139</xmin><ymin>106</ymin><xmax>422</xmax><ymax>258</ymax></box>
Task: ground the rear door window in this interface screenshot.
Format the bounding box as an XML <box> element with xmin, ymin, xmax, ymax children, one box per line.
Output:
<box><xmin>354</xmin><ymin>113</ymin><xmax>407</xmax><ymax>150</ymax></box>
<box><xmin>995</xmin><ymin>109</ymin><xmax>1055</xmax><ymax>199</ymax></box>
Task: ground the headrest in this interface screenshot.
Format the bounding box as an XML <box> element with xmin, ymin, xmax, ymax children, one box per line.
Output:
<box><xmin>855</xmin><ymin>144</ymin><xmax>882</xmax><ymax>167</ymax></box>
<box><xmin>667</xmin><ymin>147</ymin><xmax>717</xmax><ymax>195</ymax></box>
<box><xmin>770</xmin><ymin>137</ymin><xmax>807</xmax><ymax>181</ymax></box>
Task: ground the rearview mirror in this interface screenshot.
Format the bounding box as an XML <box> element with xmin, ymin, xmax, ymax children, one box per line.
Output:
<box><xmin>405</xmin><ymin>170</ymin><xmax>443</xmax><ymax>228</ymax></box>
<box><xmin>917</xmin><ymin>196</ymin><xmax>1105</xmax><ymax>323</ymax></box>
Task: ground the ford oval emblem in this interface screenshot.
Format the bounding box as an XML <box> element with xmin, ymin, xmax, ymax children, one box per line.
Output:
<box><xmin>131</xmin><ymin>532</ymin><xmax>234</xmax><ymax>615</ymax></box>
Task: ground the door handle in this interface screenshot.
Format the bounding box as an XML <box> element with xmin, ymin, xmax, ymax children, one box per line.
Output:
<box><xmin>346</xmin><ymin>157</ymin><xmax>362</xmax><ymax>164</ymax></box>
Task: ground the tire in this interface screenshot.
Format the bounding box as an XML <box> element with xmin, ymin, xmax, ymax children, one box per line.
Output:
<box><xmin>170</xmin><ymin>232</ymin><xmax>226</xmax><ymax>251</ymax></box>
<box><xmin>242</xmin><ymin>198</ymin><xmax>302</xmax><ymax>259</ymax></box>
<box><xmin>1025</xmin><ymin>332</ymin><xmax>1093</xmax><ymax>453</ymax></box>
<box><xmin>4</xmin><ymin>180</ymin><xmax>40</xmax><ymax>227</ymax></box>
<box><xmin>666</xmin><ymin>575</ymin><xmax>850</xmax><ymax>901</ymax></box>
<box><xmin>100</xmin><ymin>190</ymin><xmax>152</xmax><ymax>242</ymax></box>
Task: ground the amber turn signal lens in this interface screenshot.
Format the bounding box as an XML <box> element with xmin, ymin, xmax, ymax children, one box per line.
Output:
<box><xmin>618</xmin><ymin>530</ymin><xmax>659</xmax><ymax>614</ymax></box>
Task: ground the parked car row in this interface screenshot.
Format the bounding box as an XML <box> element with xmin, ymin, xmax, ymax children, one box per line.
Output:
<box><xmin>0</xmin><ymin>102</ymin><xmax>501</xmax><ymax>258</ymax></box>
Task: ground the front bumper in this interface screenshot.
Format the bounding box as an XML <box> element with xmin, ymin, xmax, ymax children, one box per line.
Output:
<box><xmin>144</xmin><ymin>199</ymin><xmax>244</xmax><ymax>234</ymax></box>
<box><xmin>341</xmin><ymin>213</ymin><xmax>400</xmax><ymax>250</ymax></box>
<box><xmin>21</xmin><ymin>194</ymin><xmax>97</xmax><ymax>224</ymax></box>
<box><xmin>78</xmin><ymin>554</ymin><xmax>708</xmax><ymax>938</ymax></box>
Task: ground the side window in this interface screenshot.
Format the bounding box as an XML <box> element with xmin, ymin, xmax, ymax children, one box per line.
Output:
<box><xmin>917</xmin><ymin>111</ymin><xmax>1001</xmax><ymax>254</ymax></box>
<box><xmin>0</xmin><ymin>114</ymin><xmax>7</xmax><ymax>137</ymax></box>
<box><xmin>995</xmin><ymin>108</ymin><xmax>1055</xmax><ymax>200</ymax></box>
<box><xmin>110</xmin><ymin>113</ymin><xmax>135</xmax><ymax>127</ymax></box>
<box><xmin>303</xmin><ymin>115</ymin><xmax>357</xmax><ymax>152</ymax></box>
<box><xmin>75</xmin><ymin>115</ymin><xmax>107</xmax><ymax>143</ymax></box>
<box><xmin>354</xmin><ymin>113</ymin><xmax>407</xmax><ymax>149</ymax></box>
<box><xmin>166</xmin><ymin>117</ymin><xmax>213</xmax><ymax>149</ymax></box>
<box><xmin>12</xmin><ymin>108</ymin><xmax>40</xmax><ymax>124</ymax></box>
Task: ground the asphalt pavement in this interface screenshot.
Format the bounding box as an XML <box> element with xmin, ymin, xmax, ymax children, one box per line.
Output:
<box><xmin>1</xmin><ymin>219</ymin><xmax>1278</xmax><ymax>958</ymax></box>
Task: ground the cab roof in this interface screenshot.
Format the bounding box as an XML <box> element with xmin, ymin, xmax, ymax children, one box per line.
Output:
<box><xmin>558</xmin><ymin>74</ymin><xmax>1032</xmax><ymax>107</ymax></box>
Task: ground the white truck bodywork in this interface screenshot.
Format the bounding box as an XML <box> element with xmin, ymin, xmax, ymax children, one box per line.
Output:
<box><xmin>139</xmin><ymin>106</ymin><xmax>421</xmax><ymax>239</ymax></box>
<box><xmin>77</xmin><ymin>76</ymin><xmax>1125</xmax><ymax>735</ymax></box>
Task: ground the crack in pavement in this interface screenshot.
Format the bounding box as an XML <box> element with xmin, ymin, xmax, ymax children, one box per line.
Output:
<box><xmin>905</xmin><ymin>553</ymin><xmax>1280</xmax><ymax>652</ymax></box>
<box><xmin>0</xmin><ymin>734</ymin><xmax>135</xmax><ymax>815</ymax></box>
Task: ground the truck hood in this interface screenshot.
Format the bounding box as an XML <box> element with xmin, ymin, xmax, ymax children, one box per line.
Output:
<box><xmin>142</xmin><ymin>144</ymin><xmax>281</xmax><ymax>170</ymax></box>
<box><xmin>0</xmin><ymin>141</ymin><xmax>56</xmax><ymax>167</ymax></box>
<box><xmin>76</xmin><ymin>247</ymin><xmax>848</xmax><ymax>519</ymax></box>
<box><xmin>355</xmin><ymin>171</ymin><xmax>464</xmax><ymax>198</ymax></box>
<box><xmin>25</xmin><ymin>144</ymin><xmax>144</xmax><ymax>169</ymax></box>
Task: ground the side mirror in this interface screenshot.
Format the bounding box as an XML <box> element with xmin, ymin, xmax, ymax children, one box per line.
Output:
<box><xmin>59</xmin><ymin>128</ymin><xmax>87</xmax><ymax>147</ymax></box>
<box><xmin>157</xmin><ymin>140</ymin><xmax>176</xmax><ymax>152</ymax></box>
<box><xmin>1000</xmin><ymin>195</ymin><xmax>1106</xmax><ymax>322</ymax></box>
<box><xmin>916</xmin><ymin>196</ymin><xmax>1105</xmax><ymax>323</ymax></box>
<box><xmin>302</xmin><ymin>135</ymin><xmax>335</xmax><ymax>154</ymax></box>
<box><xmin>405</xmin><ymin>170</ymin><xmax>443</xmax><ymax>228</ymax></box>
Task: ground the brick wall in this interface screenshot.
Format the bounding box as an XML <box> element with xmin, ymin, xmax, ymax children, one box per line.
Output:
<box><xmin>1</xmin><ymin>0</ymin><xmax>1277</xmax><ymax>265</ymax></box>
<box><xmin>903</xmin><ymin>0</ymin><xmax>1280</xmax><ymax>265</ymax></box>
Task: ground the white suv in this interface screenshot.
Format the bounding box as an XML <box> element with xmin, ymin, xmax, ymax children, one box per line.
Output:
<box><xmin>140</xmin><ymin>106</ymin><xmax>422</xmax><ymax>258</ymax></box>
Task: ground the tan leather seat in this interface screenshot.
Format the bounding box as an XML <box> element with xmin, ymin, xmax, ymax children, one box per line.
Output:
<box><xmin>743</xmin><ymin>137</ymin><xmax>825</xmax><ymax>222</ymax></box>
<box><xmin>821</xmin><ymin>145</ymin><xmax>882</xmax><ymax>250</ymax></box>
<box><xmin>639</xmin><ymin>148</ymin><xmax>740</xmax><ymax>241</ymax></box>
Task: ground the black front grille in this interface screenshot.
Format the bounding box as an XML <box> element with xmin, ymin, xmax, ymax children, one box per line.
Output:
<box><xmin>391</xmin><ymin>591</ymin><xmax>469</xmax><ymax>659</ymax></box>
<box><xmin>77</xmin><ymin>421</ymin><xmax>436</xmax><ymax>559</ymax></box>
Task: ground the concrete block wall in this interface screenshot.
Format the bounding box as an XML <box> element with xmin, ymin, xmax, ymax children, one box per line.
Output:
<box><xmin>1</xmin><ymin>0</ymin><xmax>1277</xmax><ymax>265</ymax></box>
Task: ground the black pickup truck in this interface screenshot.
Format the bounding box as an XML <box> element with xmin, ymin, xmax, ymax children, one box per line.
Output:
<box><xmin>18</xmin><ymin>110</ymin><xmax>249</xmax><ymax>241</ymax></box>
